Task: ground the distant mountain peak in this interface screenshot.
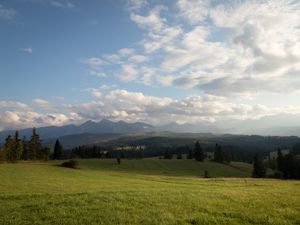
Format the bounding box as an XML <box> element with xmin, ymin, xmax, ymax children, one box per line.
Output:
<box><xmin>100</xmin><ymin>118</ymin><xmax>112</xmax><ymax>123</ymax></box>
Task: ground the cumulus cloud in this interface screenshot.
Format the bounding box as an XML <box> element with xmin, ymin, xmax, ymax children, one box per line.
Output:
<box><xmin>2</xmin><ymin>89</ymin><xmax>300</xmax><ymax>130</ymax></box>
<box><xmin>57</xmin><ymin>0</ymin><xmax>300</xmax><ymax>130</ymax></box>
<box><xmin>90</xmin><ymin>90</ymin><xmax>102</xmax><ymax>98</ymax></box>
<box><xmin>130</xmin><ymin>5</ymin><xmax>167</xmax><ymax>32</ymax></box>
<box><xmin>97</xmin><ymin>0</ymin><xmax>300</xmax><ymax>97</ymax></box>
<box><xmin>176</xmin><ymin>0</ymin><xmax>209</xmax><ymax>24</ymax></box>
<box><xmin>119</xmin><ymin>64</ymin><xmax>138</xmax><ymax>81</ymax></box>
<box><xmin>0</xmin><ymin>101</ymin><xmax>31</xmax><ymax>111</ymax></box>
<box><xmin>66</xmin><ymin>89</ymin><xmax>300</xmax><ymax>125</ymax></box>
<box><xmin>0</xmin><ymin>111</ymin><xmax>73</xmax><ymax>130</ymax></box>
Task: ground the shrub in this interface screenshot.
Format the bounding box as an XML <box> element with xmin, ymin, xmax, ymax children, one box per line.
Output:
<box><xmin>268</xmin><ymin>170</ymin><xmax>283</xmax><ymax>179</ymax></box>
<box><xmin>62</xmin><ymin>159</ymin><xmax>79</xmax><ymax>169</ymax></box>
<box><xmin>204</xmin><ymin>170</ymin><xmax>210</xmax><ymax>178</ymax></box>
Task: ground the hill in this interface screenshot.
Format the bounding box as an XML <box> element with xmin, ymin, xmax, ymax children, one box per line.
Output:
<box><xmin>0</xmin><ymin>159</ymin><xmax>299</xmax><ymax>225</ymax></box>
<box><xmin>78</xmin><ymin>159</ymin><xmax>253</xmax><ymax>177</ymax></box>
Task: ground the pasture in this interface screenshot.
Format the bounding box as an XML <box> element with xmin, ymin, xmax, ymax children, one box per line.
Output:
<box><xmin>0</xmin><ymin>159</ymin><xmax>299</xmax><ymax>225</ymax></box>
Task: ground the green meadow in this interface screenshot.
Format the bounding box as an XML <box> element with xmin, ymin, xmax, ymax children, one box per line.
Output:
<box><xmin>0</xmin><ymin>159</ymin><xmax>299</xmax><ymax>225</ymax></box>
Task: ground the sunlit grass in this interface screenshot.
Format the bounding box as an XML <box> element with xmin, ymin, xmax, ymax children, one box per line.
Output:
<box><xmin>0</xmin><ymin>159</ymin><xmax>299</xmax><ymax>225</ymax></box>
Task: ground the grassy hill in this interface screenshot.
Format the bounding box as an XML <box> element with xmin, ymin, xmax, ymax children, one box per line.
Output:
<box><xmin>78</xmin><ymin>159</ymin><xmax>253</xmax><ymax>177</ymax></box>
<box><xmin>0</xmin><ymin>159</ymin><xmax>299</xmax><ymax>225</ymax></box>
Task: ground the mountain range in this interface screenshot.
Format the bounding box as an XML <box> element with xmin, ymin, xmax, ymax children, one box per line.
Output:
<box><xmin>1</xmin><ymin>115</ymin><xmax>300</xmax><ymax>149</ymax></box>
<box><xmin>0</xmin><ymin>119</ymin><xmax>154</xmax><ymax>142</ymax></box>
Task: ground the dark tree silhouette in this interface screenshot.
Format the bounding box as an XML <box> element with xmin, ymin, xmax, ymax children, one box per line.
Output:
<box><xmin>194</xmin><ymin>141</ymin><xmax>205</xmax><ymax>161</ymax></box>
<box><xmin>214</xmin><ymin>143</ymin><xmax>224</xmax><ymax>163</ymax></box>
<box><xmin>21</xmin><ymin>136</ymin><xmax>29</xmax><ymax>160</ymax></box>
<box><xmin>187</xmin><ymin>149</ymin><xmax>193</xmax><ymax>159</ymax></box>
<box><xmin>117</xmin><ymin>156</ymin><xmax>121</xmax><ymax>165</ymax></box>
<box><xmin>277</xmin><ymin>148</ymin><xmax>284</xmax><ymax>172</ymax></box>
<box><xmin>252</xmin><ymin>153</ymin><xmax>266</xmax><ymax>178</ymax></box>
<box><xmin>4</xmin><ymin>135</ymin><xmax>14</xmax><ymax>162</ymax></box>
<box><xmin>164</xmin><ymin>149</ymin><xmax>172</xmax><ymax>159</ymax></box>
<box><xmin>53</xmin><ymin>139</ymin><xmax>63</xmax><ymax>160</ymax></box>
<box><xmin>4</xmin><ymin>131</ymin><xmax>23</xmax><ymax>162</ymax></box>
<box><xmin>176</xmin><ymin>152</ymin><xmax>183</xmax><ymax>159</ymax></box>
<box><xmin>14</xmin><ymin>131</ymin><xmax>23</xmax><ymax>161</ymax></box>
<box><xmin>28</xmin><ymin>128</ymin><xmax>42</xmax><ymax>160</ymax></box>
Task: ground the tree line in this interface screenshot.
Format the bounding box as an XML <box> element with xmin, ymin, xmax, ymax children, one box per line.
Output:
<box><xmin>252</xmin><ymin>149</ymin><xmax>300</xmax><ymax>179</ymax></box>
<box><xmin>0</xmin><ymin>128</ymin><xmax>64</xmax><ymax>162</ymax></box>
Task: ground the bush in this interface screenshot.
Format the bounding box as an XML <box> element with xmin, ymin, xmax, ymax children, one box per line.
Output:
<box><xmin>204</xmin><ymin>170</ymin><xmax>210</xmax><ymax>178</ymax></box>
<box><xmin>62</xmin><ymin>159</ymin><xmax>79</xmax><ymax>169</ymax></box>
<box><xmin>268</xmin><ymin>170</ymin><xmax>283</xmax><ymax>179</ymax></box>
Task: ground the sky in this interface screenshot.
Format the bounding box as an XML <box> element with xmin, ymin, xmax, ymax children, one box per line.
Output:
<box><xmin>1</xmin><ymin>0</ymin><xmax>300</xmax><ymax>131</ymax></box>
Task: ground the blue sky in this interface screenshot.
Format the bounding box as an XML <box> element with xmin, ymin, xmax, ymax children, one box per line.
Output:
<box><xmin>1</xmin><ymin>0</ymin><xmax>142</xmax><ymax>101</ymax></box>
<box><xmin>1</xmin><ymin>0</ymin><xmax>300</xmax><ymax>130</ymax></box>
<box><xmin>0</xmin><ymin>0</ymin><xmax>195</xmax><ymax>103</ymax></box>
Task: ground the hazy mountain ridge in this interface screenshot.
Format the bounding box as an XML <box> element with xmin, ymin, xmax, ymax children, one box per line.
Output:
<box><xmin>1</xmin><ymin>115</ymin><xmax>300</xmax><ymax>149</ymax></box>
<box><xmin>0</xmin><ymin>119</ymin><xmax>154</xmax><ymax>142</ymax></box>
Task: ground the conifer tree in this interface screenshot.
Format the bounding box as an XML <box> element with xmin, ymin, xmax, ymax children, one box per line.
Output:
<box><xmin>21</xmin><ymin>136</ymin><xmax>29</xmax><ymax>160</ymax></box>
<box><xmin>53</xmin><ymin>139</ymin><xmax>63</xmax><ymax>160</ymax></box>
<box><xmin>252</xmin><ymin>153</ymin><xmax>266</xmax><ymax>178</ymax></box>
<box><xmin>194</xmin><ymin>141</ymin><xmax>205</xmax><ymax>161</ymax></box>
<box><xmin>187</xmin><ymin>149</ymin><xmax>193</xmax><ymax>159</ymax></box>
<box><xmin>214</xmin><ymin>143</ymin><xmax>224</xmax><ymax>163</ymax></box>
<box><xmin>14</xmin><ymin>131</ymin><xmax>23</xmax><ymax>161</ymax></box>
<box><xmin>40</xmin><ymin>147</ymin><xmax>51</xmax><ymax>161</ymax></box>
<box><xmin>164</xmin><ymin>149</ymin><xmax>172</xmax><ymax>159</ymax></box>
<box><xmin>176</xmin><ymin>152</ymin><xmax>183</xmax><ymax>159</ymax></box>
<box><xmin>277</xmin><ymin>148</ymin><xmax>284</xmax><ymax>172</ymax></box>
<box><xmin>28</xmin><ymin>128</ymin><xmax>42</xmax><ymax>160</ymax></box>
<box><xmin>4</xmin><ymin>135</ymin><xmax>14</xmax><ymax>162</ymax></box>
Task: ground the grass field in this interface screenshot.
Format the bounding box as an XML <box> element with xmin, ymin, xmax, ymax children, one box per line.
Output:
<box><xmin>0</xmin><ymin>159</ymin><xmax>299</xmax><ymax>225</ymax></box>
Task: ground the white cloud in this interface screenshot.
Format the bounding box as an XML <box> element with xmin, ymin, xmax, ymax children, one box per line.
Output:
<box><xmin>118</xmin><ymin>48</ymin><xmax>135</xmax><ymax>56</ymax></box>
<box><xmin>176</xmin><ymin>0</ymin><xmax>209</xmax><ymax>24</ymax></box>
<box><xmin>119</xmin><ymin>64</ymin><xmax>138</xmax><ymax>81</ymax></box>
<box><xmin>32</xmin><ymin>98</ymin><xmax>51</xmax><ymax>108</ymax></box>
<box><xmin>102</xmin><ymin>54</ymin><xmax>121</xmax><ymax>63</ymax></box>
<box><xmin>99</xmin><ymin>84</ymin><xmax>118</xmax><ymax>90</ymax></box>
<box><xmin>0</xmin><ymin>111</ymin><xmax>73</xmax><ymax>130</ymax></box>
<box><xmin>73</xmin><ymin>0</ymin><xmax>300</xmax><ymax>127</ymax></box>
<box><xmin>0</xmin><ymin>101</ymin><xmax>31</xmax><ymax>111</ymax></box>
<box><xmin>19</xmin><ymin>47</ymin><xmax>33</xmax><ymax>54</ymax></box>
<box><xmin>83</xmin><ymin>57</ymin><xmax>106</xmax><ymax>67</ymax></box>
<box><xmin>3</xmin><ymin>89</ymin><xmax>300</xmax><ymax>130</ymax></box>
<box><xmin>50</xmin><ymin>0</ymin><xmax>74</xmax><ymax>9</ymax></box>
<box><xmin>67</xmin><ymin>89</ymin><xmax>300</xmax><ymax>125</ymax></box>
<box><xmin>127</xmin><ymin>0</ymin><xmax>148</xmax><ymax>11</ymax></box>
<box><xmin>0</xmin><ymin>4</ymin><xmax>16</xmax><ymax>20</ymax></box>
<box><xmin>25</xmin><ymin>0</ymin><xmax>75</xmax><ymax>9</ymax></box>
<box><xmin>130</xmin><ymin>5</ymin><xmax>167</xmax><ymax>33</ymax></box>
<box><xmin>89</xmin><ymin>69</ymin><xmax>107</xmax><ymax>78</ymax></box>
<box><xmin>128</xmin><ymin>54</ymin><xmax>148</xmax><ymax>63</ymax></box>
<box><xmin>90</xmin><ymin>90</ymin><xmax>102</xmax><ymax>98</ymax></box>
<box><xmin>82</xmin><ymin>57</ymin><xmax>108</xmax><ymax>78</ymax></box>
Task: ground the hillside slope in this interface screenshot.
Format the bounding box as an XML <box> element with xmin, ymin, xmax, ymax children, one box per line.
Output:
<box><xmin>78</xmin><ymin>159</ymin><xmax>253</xmax><ymax>177</ymax></box>
<box><xmin>0</xmin><ymin>161</ymin><xmax>299</xmax><ymax>225</ymax></box>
